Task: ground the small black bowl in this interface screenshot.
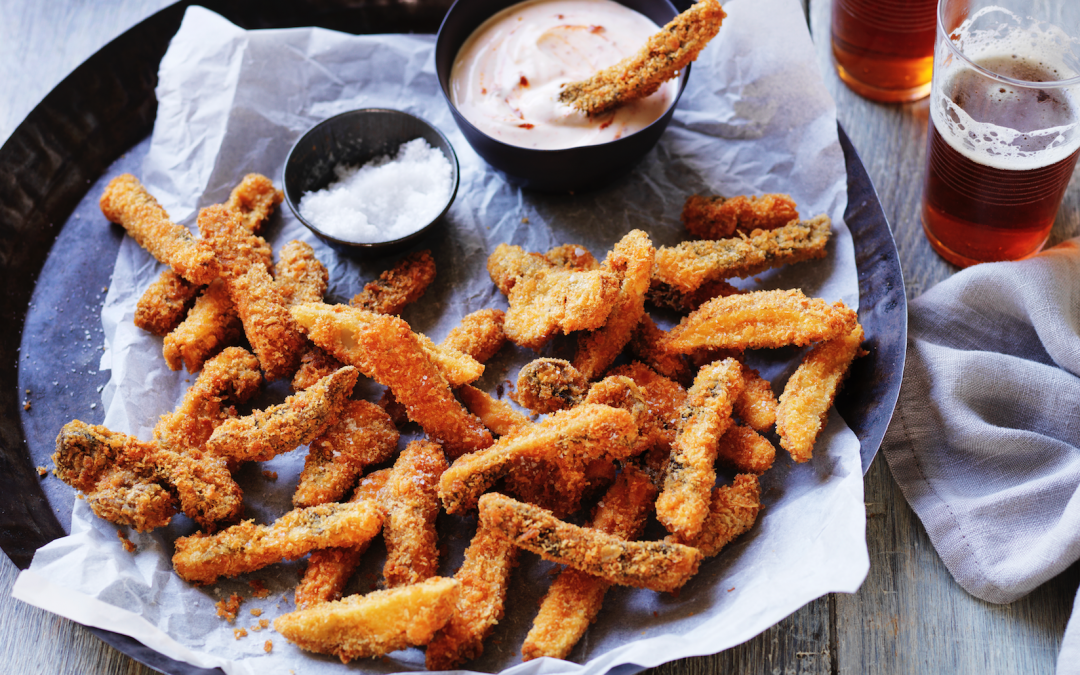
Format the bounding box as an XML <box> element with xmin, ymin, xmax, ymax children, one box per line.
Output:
<box><xmin>435</xmin><ymin>0</ymin><xmax>690</xmax><ymax>193</ymax></box>
<box><xmin>283</xmin><ymin>108</ymin><xmax>460</xmax><ymax>251</ymax></box>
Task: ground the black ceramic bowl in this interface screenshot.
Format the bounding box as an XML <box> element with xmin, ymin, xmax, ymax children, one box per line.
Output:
<box><xmin>283</xmin><ymin>108</ymin><xmax>460</xmax><ymax>250</ymax></box>
<box><xmin>435</xmin><ymin>0</ymin><xmax>690</xmax><ymax>192</ymax></box>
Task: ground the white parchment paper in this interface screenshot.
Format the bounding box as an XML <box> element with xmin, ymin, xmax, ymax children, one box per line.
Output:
<box><xmin>15</xmin><ymin>1</ymin><xmax>868</xmax><ymax>673</ymax></box>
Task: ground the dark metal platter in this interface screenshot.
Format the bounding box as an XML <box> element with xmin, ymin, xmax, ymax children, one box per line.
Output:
<box><xmin>0</xmin><ymin>1</ymin><xmax>906</xmax><ymax>673</ymax></box>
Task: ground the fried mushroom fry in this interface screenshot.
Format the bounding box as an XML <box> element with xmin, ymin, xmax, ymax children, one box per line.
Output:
<box><xmin>381</xmin><ymin>440</ymin><xmax>448</xmax><ymax>588</ymax></box>
<box><xmin>274</xmin><ymin>239</ymin><xmax>328</xmax><ymax>307</ymax></box>
<box><xmin>665</xmin><ymin>289</ymin><xmax>858</xmax><ymax>353</ymax></box>
<box><xmin>350</xmin><ymin>250</ymin><xmax>436</xmax><ymax>315</ymax></box>
<box><xmin>290</xmin><ymin>303</ymin><xmax>493</xmax><ymax>458</ymax></box>
<box><xmin>295</xmin><ymin>469</ymin><xmax>390</xmax><ymax>609</ymax></box>
<box><xmin>438</xmin><ymin>404</ymin><xmax>639</xmax><ymax>514</ymax></box>
<box><xmin>99</xmin><ymin>174</ymin><xmax>218</xmax><ymax>285</ymax></box>
<box><xmin>681</xmin><ymin>193</ymin><xmax>799</xmax><ymax>240</ymax></box>
<box><xmin>715</xmin><ymin>425</ymin><xmax>775</xmax><ymax>474</ymax></box>
<box><xmin>274</xmin><ymin>577</ymin><xmax>460</xmax><ymax>663</ymax></box>
<box><xmin>224</xmin><ymin>173</ymin><xmax>283</xmax><ymax>233</ymax></box>
<box><xmin>651</xmin><ymin>214</ymin><xmax>832</xmax><ymax>294</ymax></box>
<box><xmin>558</xmin><ymin>0</ymin><xmax>726</xmax><ymax>115</ymax></box>
<box><xmin>656</xmin><ymin>358</ymin><xmax>744</xmax><ymax>540</ymax></box>
<box><xmin>513</xmin><ymin>358</ymin><xmax>588</xmax><ymax>414</ymax></box>
<box><xmin>162</xmin><ymin>278</ymin><xmax>242</xmax><ymax>373</ymax></box>
<box><xmin>504</xmin><ymin>266</ymin><xmax>621</xmax><ymax>350</ymax></box>
<box><xmin>628</xmin><ymin>315</ymin><xmax>693</xmax><ymax>385</ymax></box>
<box><xmin>425</xmin><ymin>523</ymin><xmax>519</xmax><ymax>670</ymax></box>
<box><xmin>293</xmin><ymin>400</ymin><xmax>399</xmax><ymax>508</ymax></box>
<box><xmin>521</xmin><ymin>466</ymin><xmax>657</xmax><ymax>661</ymax></box>
<box><xmin>172</xmin><ymin>500</ymin><xmax>383</xmax><ymax>585</ymax></box>
<box><xmin>134</xmin><ymin>269</ymin><xmax>200</xmax><ymax>337</ymax></box>
<box><xmin>457</xmin><ymin>384</ymin><xmax>530</xmax><ymax>437</ymax></box>
<box><xmin>207</xmin><ymin>366</ymin><xmax>358</xmax><ymax>462</ymax></box>
<box><xmin>666</xmin><ymin>474</ymin><xmax>760</xmax><ymax>557</ymax></box>
<box><xmin>442</xmin><ymin>308</ymin><xmax>507</xmax><ymax>363</ymax></box>
<box><xmin>776</xmin><ymin>323</ymin><xmax>866</xmax><ymax>463</ymax></box>
<box><xmin>574</xmin><ymin>229</ymin><xmax>655</xmax><ymax>380</ymax></box>
<box><xmin>479</xmin><ymin>493</ymin><xmax>701</xmax><ymax>593</ymax></box>
<box><xmin>735</xmin><ymin>365</ymin><xmax>778</xmax><ymax>431</ymax></box>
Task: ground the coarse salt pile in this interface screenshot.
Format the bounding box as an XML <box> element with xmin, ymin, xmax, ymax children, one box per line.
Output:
<box><xmin>299</xmin><ymin>138</ymin><xmax>453</xmax><ymax>242</ymax></box>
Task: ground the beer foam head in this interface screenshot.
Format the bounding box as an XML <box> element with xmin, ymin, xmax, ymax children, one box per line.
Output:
<box><xmin>932</xmin><ymin>5</ymin><xmax>1080</xmax><ymax>170</ymax></box>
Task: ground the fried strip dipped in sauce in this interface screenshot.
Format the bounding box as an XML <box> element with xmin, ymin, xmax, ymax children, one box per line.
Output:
<box><xmin>656</xmin><ymin>358</ymin><xmax>744</xmax><ymax>540</ymax></box>
<box><xmin>776</xmin><ymin>323</ymin><xmax>865</xmax><ymax>463</ymax></box>
<box><xmin>715</xmin><ymin>425</ymin><xmax>775</xmax><ymax>474</ymax></box>
<box><xmin>513</xmin><ymin>358</ymin><xmax>588</xmax><ymax>414</ymax></box>
<box><xmin>438</xmin><ymin>404</ymin><xmax>638</xmax><ymax>514</ymax></box>
<box><xmin>479</xmin><ymin>493</ymin><xmax>701</xmax><ymax>593</ymax></box>
<box><xmin>681</xmin><ymin>193</ymin><xmax>799</xmax><ymax>240</ymax></box>
<box><xmin>290</xmin><ymin>303</ymin><xmax>492</xmax><ymax>458</ymax></box>
<box><xmin>651</xmin><ymin>214</ymin><xmax>832</xmax><ymax>294</ymax></box>
<box><xmin>350</xmin><ymin>250</ymin><xmax>436</xmax><ymax>315</ymax></box>
<box><xmin>665</xmin><ymin>289</ymin><xmax>858</xmax><ymax>353</ymax></box>
<box><xmin>522</xmin><ymin>466</ymin><xmax>657</xmax><ymax>661</ymax></box>
<box><xmin>425</xmin><ymin>522</ymin><xmax>519</xmax><ymax>670</ymax></box>
<box><xmin>172</xmin><ymin>500</ymin><xmax>383</xmax><ymax>585</ymax></box>
<box><xmin>558</xmin><ymin>0</ymin><xmax>726</xmax><ymax>116</ymax></box>
<box><xmin>381</xmin><ymin>440</ymin><xmax>447</xmax><ymax>588</ymax></box>
<box><xmin>99</xmin><ymin>174</ymin><xmax>218</xmax><ymax>285</ymax></box>
<box><xmin>162</xmin><ymin>278</ymin><xmax>242</xmax><ymax>373</ymax></box>
<box><xmin>274</xmin><ymin>577</ymin><xmax>460</xmax><ymax>662</ymax></box>
<box><xmin>207</xmin><ymin>366</ymin><xmax>358</xmax><ymax>462</ymax></box>
<box><xmin>666</xmin><ymin>473</ymin><xmax>760</xmax><ymax>557</ymax></box>
<box><xmin>294</xmin><ymin>469</ymin><xmax>390</xmax><ymax>609</ymax></box>
<box><xmin>293</xmin><ymin>400</ymin><xmax>399</xmax><ymax>508</ymax></box>
<box><xmin>574</xmin><ymin>229</ymin><xmax>655</xmax><ymax>380</ymax></box>
<box><xmin>134</xmin><ymin>269</ymin><xmax>200</xmax><ymax>337</ymax></box>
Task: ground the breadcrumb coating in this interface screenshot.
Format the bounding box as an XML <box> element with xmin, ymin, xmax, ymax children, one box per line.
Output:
<box><xmin>504</xmin><ymin>266</ymin><xmax>621</xmax><ymax>350</ymax></box>
<box><xmin>574</xmin><ymin>229</ymin><xmax>655</xmax><ymax>380</ymax></box>
<box><xmin>651</xmin><ymin>214</ymin><xmax>832</xmax><ymax>294</ymax></box>
<box><xmin>735</xmin><ymin>365</ymin><xmax>778</xmax><ymax>431</ymax></box>
<box><xmin>514</xmin><ymin>358</ymin><xmax>588</xmax><ymax>414</ymax></box>
<box><xmin>291</xmin><ymin>345</ymin><xmax>345</xmax><ymax>391</ymax></box>
<box><xmin>274</xmin><ymin>577</ymin><xmax>460</xmax><ymax>662</ymax></box>
<box><xmin>457</xmin><ymin>384</ymin><xmax>530</xmax><ymax>437</ymax></box>
<box><xmin>134</xmin><ymin>269</ymin><xmax>200</xmax><ymax>337</ymax></box>
<box><xmin>207</xmin><ymin>366</ymin><xmax>358</xmax><ymax>462</ymax></box>
<box><xmin>172</xmin><ymin>500</ymin><xmax>383</xmax><ymax>585</ymax></box>
<box><xmin>776</xmin><ymin>323</ymin><xmax>865</xmax><ymax>462</ymax></box>
<box><xmin>350</xmin><ymin>250</ymin><xmax>436</xmax><ymax>315</ymax></box>
<box><xmin>293</xmin><ymin>400</ymin><xmax>399</xmax><ymax>508</ymax></box>
<box><xmin>715</xmin><ymin>425</ymin><xmax>775</xmax><ymax>474</ymax></box>
<box><xmin>666</xmin><ymin>289</ymin><xmax>858</xmax><ymax>352</ymax></box>
<box><xmin>425</xmin><ymin>523</ymin><xmax>519</xmax><ymax>670</ymax></box>
<box><xmin>479</xmin><ymin>493</ymin><xmax>701</xmax><ymax>593</ymax></box>
<box><xmin>441</xmin><ymin>309</ymin><xmax>507</xmax><ymax>363</ymax></box>
<box><xmin>646</xmin><ymin>277</ymin><xmax>745</xmax><ymax>314</ymax></box>
<box><xmin>656</xmin><ymin>358</ymin><xmax>744</xmax><ymax>540</ymax></box>
<box><xmin>223</xmin><ymin>173</ymin><xmax>283</xmax><ymax>234</ymax></box>
<box><xmin>666</xmin><ymin>474</ymin><xmax>760</xmax><ymax>557</ymax></box>
<box><xmin>682</xmin><ymin>193</ymin><xmax>799</xmax><ymax>239</ymax></box>
<box><xmin>628</xmin><ymin>315</ymin><xmax>693</xmax><ymax>385</ymax></box>
<box><xmin>274</xmin><ymin>240</ymin><xmax>328</xmax><ymax>307</ymax></box>
<box><xmin>558</xmin><ymin>0</ymin><xmax>726</xmax><ymax>115</ymax></box>
<box><xmin>163</xmin><ymin>278</ymin><xmax>242</xmax><ymax>373</ymax></box>
<box><xmin>381</xmin><ymin>441</ymin><xmax>448</xmax><ymax>588</ymax></box>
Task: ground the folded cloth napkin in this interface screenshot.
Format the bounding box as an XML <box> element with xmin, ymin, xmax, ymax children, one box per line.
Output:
<box><xmin>881</xmin><ymin>237</ymin><xmax>1080</xmax><ymax>675</ymax></box>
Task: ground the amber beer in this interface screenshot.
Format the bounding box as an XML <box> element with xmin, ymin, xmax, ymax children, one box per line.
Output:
<box><xmin>831</xmin><ymin>0</ymin><xmax>938</xmax><ymax>102</ymax></box>
<box><xmin>922</xmin><ymin>57</ymin><xmax>1080</xmax><ymax>266</ymax></box>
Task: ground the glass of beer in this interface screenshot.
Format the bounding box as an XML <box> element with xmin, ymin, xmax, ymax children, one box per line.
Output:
<box><xmin>831</xmin><ymin>0</ymin><xmax>938</xmax><ymax>102</ymax></box>
<box><xmin>922</xmin><ymin>0</ymin><xmax>1080</xmax><ymax>267</ymax></box>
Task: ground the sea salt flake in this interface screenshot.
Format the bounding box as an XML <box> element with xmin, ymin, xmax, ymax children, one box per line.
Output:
<box><xmin>298</xmin><ymin>138</ymin><xmax>452</xmax><ymax>244</ymax></box>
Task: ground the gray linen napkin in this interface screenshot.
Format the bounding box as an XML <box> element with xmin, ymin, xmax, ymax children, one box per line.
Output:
<box><xmin>880</xmin><ymin>237</ymin><xmax>1080</xmax><ymax>674</ymax></box>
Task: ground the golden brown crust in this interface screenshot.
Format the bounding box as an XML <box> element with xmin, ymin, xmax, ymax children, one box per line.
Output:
<box><xmin>513</xmin><ymin>358</ymin><xmax>588</xmax><ymax>414</ymax></box>
<box><xmin>425</xmin><ymin>523</ymin><xmax>519</xmax><ymax>670</ymax></box>
<box><xmin>206</xmin><ymin>366</ymin><xmax>358</xmax><ymax>462</ymax></box>
<box><xmin>172</xmin><ymin>500</ymin><xmax>383</xmax><ymax>585</ymax></box>
<box><xmin>682</xmin><ymin>193</ymin><xmax>799</xmax><ymax>240</ymax></box>
<box><xmin>667</xmin><ymin>474</ymin><xmax>760</xmax><ymax>557</ymax></box>
<box><xmin>162</xmin><ymin>278</ymin><xmax>242</xmax><ymax>373</ymax></box>
<box><xmin>776</xmin><ymin>323</ymin><xmax>865</xmax><ymax>462</ymax></box>
<box><xmin>504</xmin><ymin>266</ymin><xmax>621</xmax><ymax>350</ymax></box>
<box><xmin>735</xmin><ymin>365</ymin><xmax>777</xmax><ymax>431</ymax></box>
<box><xmin>291</xmin><ymin>303</ymin><xmax>493</xmax><ymax>458</ymax></box>
<box><xmin>545</xmin><ymin>243</ymin><xmax>600</xmax><ymax>271</ymax></box>
<box><xmin>558</xmin><ymin>0</ymin><xmax>726</xmax><ymax>115</ymax></box>
<box><xmin>134</xmin><ymin>269</ymin><xmax>200</xmax><ymax>337</ymax></box>
<box><xmin>350</xmin><ymin>250</ymin><xmax>436</xmax><ymax>315</ymax></box>
<box><xmin>479</xmin><ymin>493</ymin><xmax>701</xmax><ymax>593</ymax></box>
<box><xmin>656</xmin><ymin>358</ymin><xmax>744</xmax><ymax>540</ymax></box>
<box><xmin>715</xmin><ymin>425</ymin><xmax>775</xmax><ymax>474</ymax></box>
<box><xmin>293</xmin><ymin>400</ymin><xmax>399</xmax><ymax>508</ymax></box>
<box><xmin>651</xmin><ymin>215</ymin><xmax>832</xmax><ymax>294</ymax></box>
<box><xmin>646</xmin><ymin>277</ymin><xmax>745</xmax><ymax>314</ymax></box>
<box><xmin>274</xmin><ymin>577</ymin><xmax>460</xmax><ymax>662</ymax></box>
<box><xmin>274</xmin><ymin>240</ymin><xmax>328</xmax><ymax>307</ymax></box>
<box><xmin>487</xmin><ymin>243</ymin><xmax>554</xmax><ymax>296</ymax></box>
<box><xmin>628</xmin><ymin>315</ymin><xmax>694</xmax><ymax>385</ymax></box>
<box><xmin>290</xmin><ymin>345</ymin><xmax>345</xmax><ymax>391</ymax></box>
<box><xmin>223</xmin><ymin>173</ymin><xmax>283</xmax><ymax>234</ymax></box>
<box><xmin>457</xmin><ymin>384</ymin><xmax>530</xmax><ymax>437</ymax></box>
<box><xmin>99</xmin><ymin>174</ymin><xmax>218</xmax><ymax>285</ymax></box>
<box><xmin>666</xmin><ymin>289</ymin><xmax>858</xmax><ymax>353</ymax></box>
<box><xmin>381</xmin><ymin>440</ymin><xmax>448</xmax><ymax>588</ymax></box>
<box><xmin>441</xmin><ymin>308</ymin><xmax>507</xmax><ymax>363</ymax></box>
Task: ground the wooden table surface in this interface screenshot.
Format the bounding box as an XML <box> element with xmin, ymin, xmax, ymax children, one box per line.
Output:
<box><xmin>2</xmin><ymin>1</ymin><xmax>1078</xmax><ymax>673</ymax></box>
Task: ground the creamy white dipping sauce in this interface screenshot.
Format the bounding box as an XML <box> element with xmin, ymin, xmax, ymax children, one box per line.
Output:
<box><xmin>450</xmin><ymin>0</ymin><xmax>680</xmax><ymax>150</ymax></box>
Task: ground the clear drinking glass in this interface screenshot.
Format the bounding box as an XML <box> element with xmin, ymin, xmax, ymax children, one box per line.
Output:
<box><xmin>922</xmin><ymin>0</ymin><xmax>1080</xmax><ymax>267</ymax></box>
<box><xmin>831</xmin><ymin>0</ymin><xmax>939</xmax><ymax>102</ymax></box>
